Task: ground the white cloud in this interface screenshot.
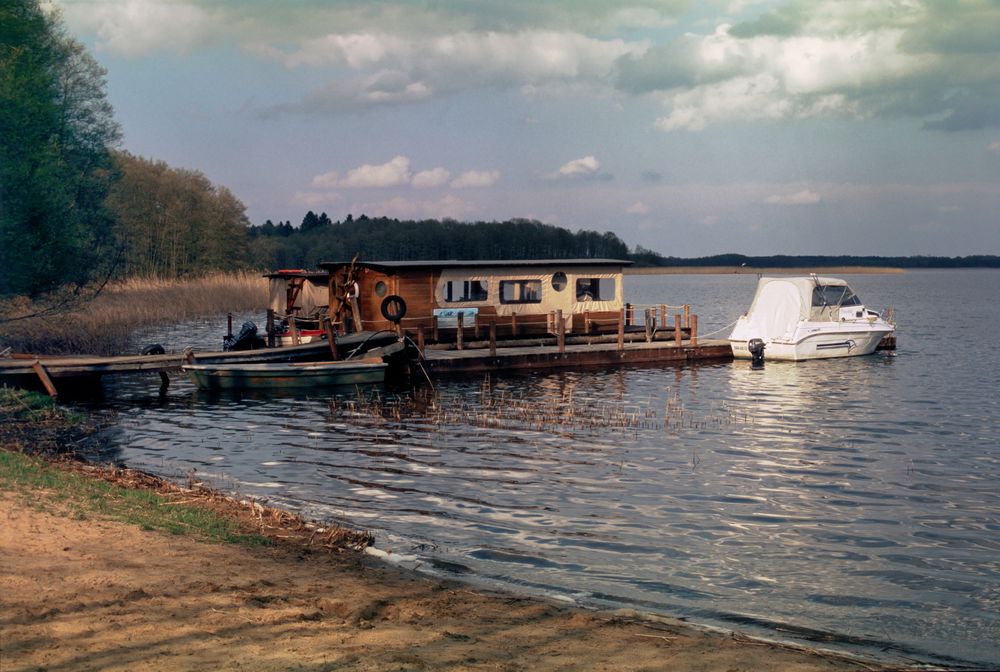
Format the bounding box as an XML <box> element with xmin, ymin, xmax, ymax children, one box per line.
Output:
<box><xmin>626</xmin><ymin>201</ymin><xmax>650</xmax><ymax>215</ymax></box>
<box><xmin>764</xmin><ymin>190</ymin><xmax>822</xmax><ymax>205</ymax></box>
<box><xmin>989</xmin><ymin>141</ymin><xmax>1000</xmax><ymax>154</ymax></box>
<box><xmin>412</xmin><ymin>167</ymin><xmax>451</xmax><ymax>188</ymax></box>
<box><xmin>552</xmin><ymin>155</ymin><xmax>601</xmax><ymax>179</ymax></box>
<box><xmin>340</xmin><ymin>155</ymin><xmax>412</xmax><ymax>188</ymax></box>
<box><xmin>310</xmin><ymin>171</ymin><xmax>340</xmax><ymax>189</ymax></box>
<box><xmin>62</xmin><ymin>0</ymin><xmax>216</xmax><ymax>57</ymax></box>
<box><xmin>450</xmin><ymin>170</ymin><xmax>500</xmax><ymax>188</ymax></box>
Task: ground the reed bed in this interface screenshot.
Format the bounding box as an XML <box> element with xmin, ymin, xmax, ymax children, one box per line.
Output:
<box><xmin>0</xmin><ymin>272</ymin><xmax>267</xmax><ymax>356</ymax></box>
<box><xmin>330</xmin><ymin>379</ymin><xmax>754</xmax><ymax>438</ymax></box>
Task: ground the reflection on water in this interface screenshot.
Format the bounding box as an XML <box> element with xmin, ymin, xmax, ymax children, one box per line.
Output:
<box><xmin>84</xmin><ymin>271</ymin><xmax>999</xmax><ymax>668</ymax></box>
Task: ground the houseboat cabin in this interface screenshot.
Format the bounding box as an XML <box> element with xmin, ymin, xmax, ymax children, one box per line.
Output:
<box><xmin>318</xmin><ymin>259</ymin><xmax>631</xmax><ymax>338</ymax></box>
<box><xmin>265</xmin><ymin>270</ymin><xmax>330</xmax><ymax>344</ymax></box>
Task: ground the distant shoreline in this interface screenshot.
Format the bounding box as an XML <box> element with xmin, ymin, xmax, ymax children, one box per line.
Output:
<box><xmin>625</xmin><ymin>266</ymin><xmax>907</xmax><ymax>275</ymax></box>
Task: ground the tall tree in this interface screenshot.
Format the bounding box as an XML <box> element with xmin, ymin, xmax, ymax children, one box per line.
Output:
<box><xmin>0</xmin><ymin>0</ymin><xmax>121</xmax><ymax>296</ymax></box>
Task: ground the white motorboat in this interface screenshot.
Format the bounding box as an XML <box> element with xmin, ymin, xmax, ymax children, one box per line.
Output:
<box><xmin>728</xmin><ymin>275</ymin><xmax>894</xmax><ymax>361</ymax></box>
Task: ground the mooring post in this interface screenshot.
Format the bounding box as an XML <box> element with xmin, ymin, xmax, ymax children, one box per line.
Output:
<box><xmin>456</xmin><ymin>312</ymin><xmax>464</xmax><ymax>350</ymax></box>
<box><xmin>626</xmin><ymin>303</ymin><xmax>634</xmax><ymax>326</ymax></box>
<box><xmin>691</xmin><ymin>314</ymin><xmax>698</xmax><ymax>347</ymax></box>
<box><xmin>474</xmin><ymin>314</ymin><xmax>480</xmax><ymax>340</ymax></box>
<box><xmin>323</xmin><ymin>317</ymin><xmax>339</xmax><ymax>360</ymax></box>
<box><xmin>674</xmin><ymin>314</ymin><xmax>682</xmax><ymax>346</ymax></box>
<box><xmin>432</xmin><ymin>315</ymin><xmax>439</xmax><ymax>343</ymax></box>
<box><xmin>266</xmin><ymin>309</ymin><xmax>275</xmax><ymax>348</ymax></box>
<box><xmin>489</xmin><ymin>320</ymin><xmax>497</xmax><ymax>357</ymax></box>
<box><xmin>644</xmin><ymin>308</ymin><xmax>653</xmax><ymax>343</ymax></box>
<box><xmin>583</xmin><ymin>310</ymin><xmax>591</xmax><ymax>335</ymax></box>
<box><xmin>556</xmin><ymin>309</ymin><xmax>565</xmax><ymax>353</ymax></box>
<box><xmin>417</xmin><ymin>325</ymin><xmax>425</xmax><ymax>356</ymax></box>
<box><xmin>289</xmin><ymin>314</ymin><xmax>300</xmax><ymax>346</ymax></box>
<box><xmin>684</xmin><ymin>304</ymin><xmax>690</xmax><ymax>330</ymax></box>
<box><xmin>617</xmin><ymin>308</ymin><xmax>625</xmax><ymax>352</ymax></box>
<box><xmin>660</xmin><ymin>304</ymin><xmax>666</xmax><ymax>329</ymax></box>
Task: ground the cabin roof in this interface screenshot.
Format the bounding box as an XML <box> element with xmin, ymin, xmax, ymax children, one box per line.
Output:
<box><xmin>263</xmin><ymin>269</ymin><xmax>328</xmax><ymax>281</ymax></box>
<box><xmin>318</xmin><ymin>259</ymin><xmax>632</xmax><ymax>273</ymax></box>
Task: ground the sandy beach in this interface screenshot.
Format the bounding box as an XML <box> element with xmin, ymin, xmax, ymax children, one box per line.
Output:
<box><xmin>0</xmin><ymin>479</ymin><xmax>881</xmax><ymax>672</ymax></box>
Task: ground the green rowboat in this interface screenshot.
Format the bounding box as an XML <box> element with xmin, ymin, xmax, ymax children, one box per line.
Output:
<box><xmin>182</xmin><ymin>359</ymin><xmax>386</xmax><ymax>391</ymax></box>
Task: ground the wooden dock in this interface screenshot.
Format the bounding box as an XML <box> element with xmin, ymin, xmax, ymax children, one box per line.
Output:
<box><xmin>423</xmin><ymin>338</ymin><xmax>733</xmax><ymax>374</ymax></box>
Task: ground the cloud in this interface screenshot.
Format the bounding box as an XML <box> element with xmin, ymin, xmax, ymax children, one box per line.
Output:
<box><xmin>412</xmin><ymin>167</ymin><xmax>451</xmax><ymax>188</ymax></box>
<box><xmin>616</xmin><ymin>2</ymin><xmax>1000</xmax><ymax>132</ymax></box>
<box><xmin>61</xmin><ymin>0</ymin><xmax>218</xmax><ymax>57</ymax></box>
<box><xmin>551</xmin><ymin>155</ymin><xmax>601</xmax><ymax>179</ymax></box>
<box><xmin>626</xmin><ymin>201</ymin><xmax>650</xmax><ymax>215</ymax></box>
<box><xmin>764</xmin><ymin>189</ymin><xmax>821</xmax><ymax>205</ymax></box>
<box><xmin>339</xmin><ymin>155</ymin><xmax>412</xmax><ymax>188</ymax></box>
<box><xmin>990</xmin><ymin>141</ymin><xmax>1000</xmax><ymax>154</ymax></box>
<box><xmin>292</xmin><ymin>190</ymin><xmax>342</xmax><ymax>208</ymax></box>
<box><xmin>450</xmin><ymin>170</ymin><xmax>500</xmax><ymax>188</ymax></box>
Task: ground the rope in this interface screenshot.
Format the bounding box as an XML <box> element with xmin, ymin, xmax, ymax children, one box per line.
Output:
<box><xmin>697</xmin><ymin>319</ymin><xmax>740</xmax><ymax>339</ymax></box>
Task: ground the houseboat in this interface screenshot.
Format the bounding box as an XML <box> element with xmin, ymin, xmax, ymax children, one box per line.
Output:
<box><xmin>318</xmin><ymin>259</ymin><xmax>631</xmax><ymax>339</ymax></box>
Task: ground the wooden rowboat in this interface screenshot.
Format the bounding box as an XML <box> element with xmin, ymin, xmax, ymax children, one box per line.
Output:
<box><xmin>182</xmin><ymin>358</ymin><xmax>386</xmax><ymax>391</ymax></box>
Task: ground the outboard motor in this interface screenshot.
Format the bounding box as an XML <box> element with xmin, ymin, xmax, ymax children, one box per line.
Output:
<box><xmin>747</xmin><ymin>338</ymin><xmax>766</xmax><ymax>369</ymax></box>
<box><xmin>224</xmin><ymin>321</ymin><xmax>263</xmax><ymax>351</ymax></box>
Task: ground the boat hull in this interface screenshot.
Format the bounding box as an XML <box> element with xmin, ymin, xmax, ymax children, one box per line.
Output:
<box><xmin>183</xmin><ymin>361</ymin><xmax>386</xmax><ymax>391</ymax></box>
<box><xmin>730</xmin><ymin>323</ymin><xmax>893</xmax><ymax>361</ymax></box>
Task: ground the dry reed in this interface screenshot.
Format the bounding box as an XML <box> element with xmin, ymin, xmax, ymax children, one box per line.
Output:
<box><xmin>329</xmin><ymin>379</ymin><xmax>753</xmax><ymax>438</ymax></box>
<box><xmin>0</xmin><ymin>272</ymin><xmax>267</xmax><ymax>356</ymax></box>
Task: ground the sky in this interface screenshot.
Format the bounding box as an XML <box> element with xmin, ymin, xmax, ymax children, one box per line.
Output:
<box><xmin>53</xmin><ymin>0</ymin><xmax>1000</xmax><ymax>257</ymax></box>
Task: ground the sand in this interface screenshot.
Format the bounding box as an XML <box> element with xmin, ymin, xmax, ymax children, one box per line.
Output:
<box><xmin>0</xmin><ymin>491</ymin><xmax>883</xmax><ymax>672</ymax></box>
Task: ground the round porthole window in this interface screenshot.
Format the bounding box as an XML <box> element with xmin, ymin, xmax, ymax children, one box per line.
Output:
<box><xmin>374</xmin><ymin>281</ymin><xmax>388</xmax><ymax>297</ymax></box>
<box><xmin>552</xmin><ymin>272</ymin><xmax>567</xmax><ymax>291</ymax></box>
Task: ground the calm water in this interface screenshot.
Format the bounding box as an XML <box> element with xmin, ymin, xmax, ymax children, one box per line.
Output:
<box><xmin>84</xmin><ymin>270</ymin><xmax>999</xmax><ymax>667</ymax></box>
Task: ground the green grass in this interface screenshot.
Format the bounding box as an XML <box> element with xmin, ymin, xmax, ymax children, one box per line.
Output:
<box><xmin>0</xmin><ymin>449</ymin><xmax>271</xmax><ymax>547</ymax></box>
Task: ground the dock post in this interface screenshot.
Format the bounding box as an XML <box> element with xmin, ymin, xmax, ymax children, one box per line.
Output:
<box><xmin>557</xmin><ymin>309</ymin><xmax>565</xmax><ymax>353</ymax></box>
<box><xmin>266</xmin><ymin>309</ymin><xmax>275</xmax><ymax>347</ymax></box>
<box><xmin>31</xmin><ymin>360</ymin><xmax>58</xmax><ymax>398</ymax></box>
<box><xmin>626</xmin><ymin>303</ymin><xmax>634</xmax><ymax>326</ymax></box>
<box><xmin>489</xmin><ymin>320</ymin><xmax>497</xmax><ymax>357</ymax></box>
<box><xmin>474</xmin><ymin>315</ymin><xmax>480</xmax><ymax>340</ymax></box>
<box><xmin>511</xmin><ymin>313</ymin><xmax>518</xmax><ymax>337</ymax></box>
<box><xmin>289</xmin><ymin>315</ymin><xmax>300</xmax><ymax>345</ymax></box>
<box><xmin>644</xmin><ymin>309</ymin><xmax>653</xmax><ymax>342</ymax></box>
<box><xmin>324</xmin><ymin>317</ymin><xmax>339</xmax><ymax>360</ymax></box>
<box><xmin>660</xmin><ymin>304</ymin><xmax>666</xmax><ymax>329</ymax></box>
<box><xmin>674</xmin><ymin>314</ymin><xmax>682</xmax><ymax>347</ymax></box>
<box><xmin>432</xmin><ymin>316</ymin><xmax>439</xmax><ymax>343</ymax></box>
<box><xmin>617</xmin><ymin>309</ymin><xmax>625</xmax><ymax>352</ymax></box>
<box><xmin>684</xmin><ymin>304</ymin><xmax>690</xmax><ymax>329</ymax></box>
<box><xmin>417</xmin><ymin>325</ymin><xmax>426</xmax><ymax>356</ymax></box>
<box><xmin>456</xmin><ymin>313</ymin><xmax>464</xmax><ymax>350</ymax></box>
<box><xmin>584</xmin><ymin>310</ymin><xmax>591</xmax><ymax>335</ymax></box>
<box><xmin>691</xmin><ymin>314</ymin><xmax>698</xmax><ymax>347</ymax></box>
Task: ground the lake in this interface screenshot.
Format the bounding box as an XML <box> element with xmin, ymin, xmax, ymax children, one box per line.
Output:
<box><xmin>85</xmin><ymin>270</ymin><xmax>1000</xmax><ymax>668</ymax></box>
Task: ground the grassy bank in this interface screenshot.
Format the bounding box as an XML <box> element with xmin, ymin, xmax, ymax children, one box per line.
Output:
<box><xmin>0</xmin><ymin>271</ymin><xmax>268</xmax><ymax>355</ymax></box>
<box><xmin>0</xmin><ymin>388</ymin><xmax>371</xmax><ymax>552</ymax></box>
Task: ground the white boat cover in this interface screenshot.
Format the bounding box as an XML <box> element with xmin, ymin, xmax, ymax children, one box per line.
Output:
<box><xmin>739</xmin><ymin>276</ymin><xmax>848</xmax><ymax>339</ymax></box>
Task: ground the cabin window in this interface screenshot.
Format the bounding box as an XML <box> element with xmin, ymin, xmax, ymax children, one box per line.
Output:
<box><xmin>444</xmin><ymin>280</ymin><xmax>488</xmax><ymax>303</ymax></box>
<box><xmin>576</xmin><ymin>277</ymin><xmax>616</xmax><ymax>302</ymax></box>
<box><xmin>551</xmin><ymin>272</ymin><xmax>567</xmax><ymax>291</ymax></box>
<box><xmin>374</xmin><ymin>281</ymin><xmax>388</xmax><ymax>297</ymax></box>
<box><xmin>499</xmin><ymin>279</ymin><xmax>542</xmax><ymax>304</ymax></box>
<box><xmin>812</xmin><ymin>285</ymin><xmax>861</xmax><ymax>308</ymax></box>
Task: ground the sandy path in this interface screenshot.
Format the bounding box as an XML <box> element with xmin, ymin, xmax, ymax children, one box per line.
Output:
<box><xmin>0</xmin><ymin>495</ymin><xmax>872</xmax><ymax>671</ymax></box>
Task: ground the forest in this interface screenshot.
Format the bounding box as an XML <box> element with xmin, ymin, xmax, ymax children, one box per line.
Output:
<box><xmin>2</xmin><ymin>0</ymin><xmax>997</xmax><ymax>300</ymax></box>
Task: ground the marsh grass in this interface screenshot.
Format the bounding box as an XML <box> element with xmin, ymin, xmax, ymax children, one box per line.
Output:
<box><xmin>0</xmin><ymin>272</ymin><xmax>268</xmax><ymax>355</ymax></box>
<box><xmin>330</xmin><ymin>380</ymin><xmax>754</xmax><ymax>438</ymax></box>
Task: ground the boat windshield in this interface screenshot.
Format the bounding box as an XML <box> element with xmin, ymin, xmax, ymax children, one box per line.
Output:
<box><xmin>812</xmin><ymin>285</ymin><xmax>862</xmax><ymax>308</ymax></box>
